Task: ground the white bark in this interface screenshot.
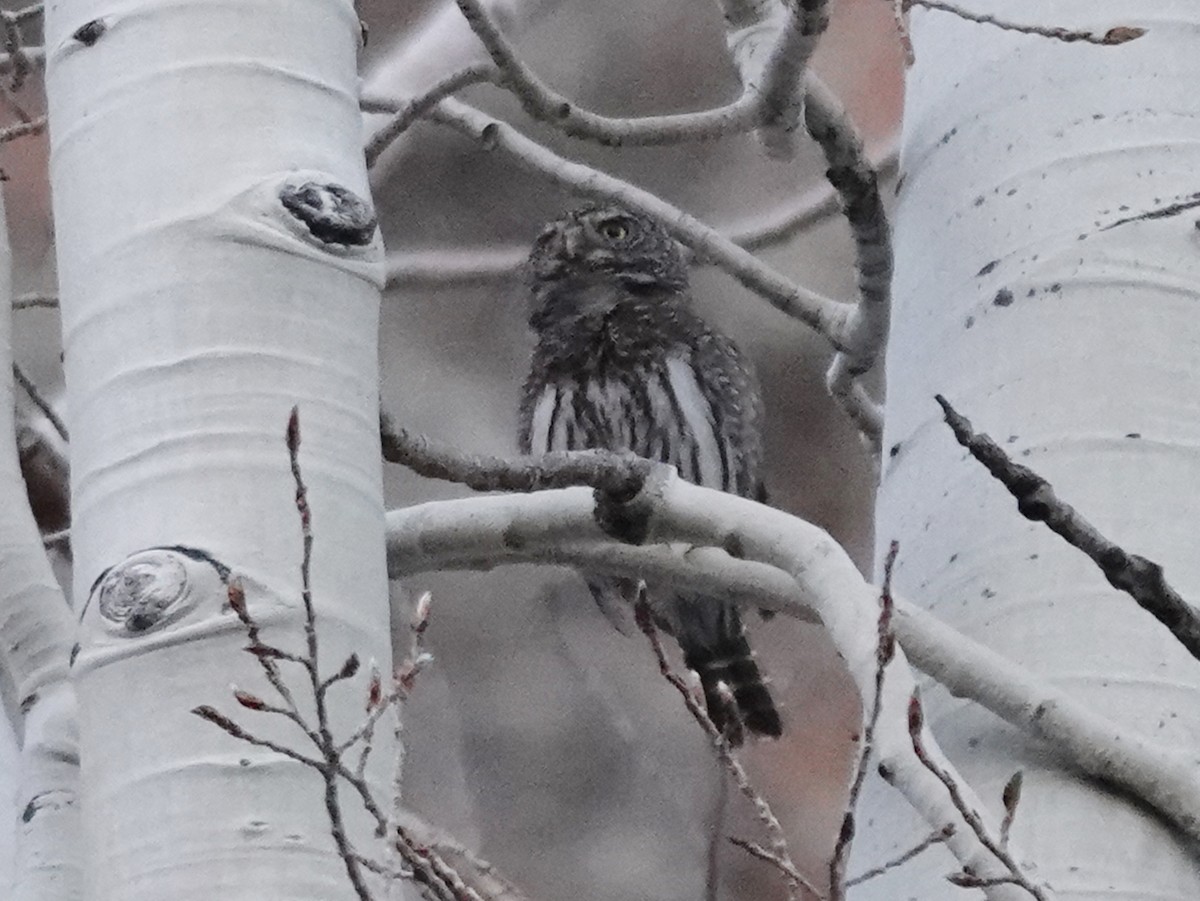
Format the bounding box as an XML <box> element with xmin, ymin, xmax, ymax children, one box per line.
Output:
<box><xmin>867</xmin><ymin>1</ymin><xmax>1200</xmax><ymax>896</ymax></box>
<box><xmin>0</xmin><ymin>190</ymin><xmax>82</xmax><ymax>901</ymax></box>
<box><xmin>43</xmin><ymin>1</ymin><xmax>391</xmax><ymax>899</ymax></box>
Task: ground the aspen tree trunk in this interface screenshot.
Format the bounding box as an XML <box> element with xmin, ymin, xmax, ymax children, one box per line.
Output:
<box><xmin>0</xmin><ymin>188</ymin><xmax>81</xmax><ymax>901</ymax></box>
<box><xmin>863</xmin><ymin>1</ymin><xmax>1200</xmax><ymax>896</ymax></box>
<box><xmin>42</xmin><ymin>1</ymin><xmax>393</xmax><ymax>898</ymax></box>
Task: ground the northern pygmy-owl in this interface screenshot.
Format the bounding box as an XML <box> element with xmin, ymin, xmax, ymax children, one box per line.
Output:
<box><xmin>518</xmin><ymin>203</ymin><xmax>782</xmax><ymax>742</ymax></box>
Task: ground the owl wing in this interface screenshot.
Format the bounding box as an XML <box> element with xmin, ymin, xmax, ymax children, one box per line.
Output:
<box><xmin>685</xmin><ymin>328</ymin><xmax>766</xmax><ymax>500</ymax></box>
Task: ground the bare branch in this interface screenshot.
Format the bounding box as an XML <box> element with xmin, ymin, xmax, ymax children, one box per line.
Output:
<box><xmin>906</xmin><ymin>1</ymin><xmax>1146</xmax><ymax>46</ymax></box>
<box><xmin>634</xmin><ymin>592</ymin><xmax>811</xmax><ymax>901</ymax></box>
<box><xmin>381</xmin><ymin>411</ymin><xmax>650</xmax><ymax>497</ymax></box>
<box><xmin>364</xmin><ymin>64</ymin><xmax>497</xmax><ymax>167</ymax></box>
<box><xmin>845</xmin><ymin>826</ymin><xmax>953</xmax><ymax>887</ymax></box>
<box><xmin>447</xmin><ymin>0</ymin><xmax>793</xmax><ymax>147</ymax></box>
<box><xmin>937</xmin><ymin>395</ymin><xmax>1200</xmax><ymax>662</ymax></box>
<box><xmin>0</xmin><ymin>114</ymin><xmax>45</xmax><ymax>144</ymax></box>
<box><xmin>750</xmin><ymin>0</ymin><xmax>829</xmax><ymax>159</ymax></box>
<box><xmin>13</xmin><ymin>362</ymin><xmax>68</xmax><ymax>442</ymax></box>
<box><xmin>805</xmin><ymin>76</ymin><xmax>891</xmax><ymax>449</ymax></box>
<box><xmin>382</xmin><ymin>140</ymin><xmax>898</xmax><ymax>286</ymax></box>
<box><xmin>728</xmin><ymin>837</ymin><xmax>823</xmax><ymax>900</ymax></box>
<box><xmin>829</xmin><ymin>540</ymin><xmax>899</xmax><ymax>899</ymax></box>
<box><xmin>908</xmin><ymin>693</ymin><xmax>1049</xmax><ymax>901</ymax></box>
<box><xmin>12</xmin><ymin>292</ymin><xmax>58</xmax><ymax>310</ymax></box>
<box><xmin>424</xmin><ymin>97</ymin><xmax>852</xmax><ymax>342</ymax></box>
<box><xmin>382</xmin><ymin>434</ymin><xmax>1053</xmax><ymax>893</ymax></box>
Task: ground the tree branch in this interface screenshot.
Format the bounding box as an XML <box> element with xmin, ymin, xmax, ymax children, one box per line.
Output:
<box><xmin>936</xmin><ymin>395</ymin><xmax>1200</xmax><ymax>663</ymax></box>
<box><xmin>422</xmin><ymin>97</ymin><xmax>852</xmax><ymax>342</ymax></box>
<box><xmin>380</xmin><ymin>434</ymin><xmax>1051</xmax><ymax>898</ymax></box>
<box><xmin>385</xmin><ymin>491</ymin><xmax>1200</xmax><ymax>846</ymax></box>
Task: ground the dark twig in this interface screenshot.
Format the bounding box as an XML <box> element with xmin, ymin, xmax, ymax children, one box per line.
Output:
<box><xmin>908</xmin><ymin>693</ymin><xmax>1048</xmax><ymax>900</ymax></box>
<box><xmin>195</xmin><ymin>411</ymin><xmax>526</xmax><ymax>901</ymax></box>
<box><xmin>13</xmin><ymin>362</ymin><xmax>68</xmax><ymax>442</ymax></box>
<box><xmin>999</xmin><ymin>771</ymin><xmax>1023</xmax><ymax>851</ymax></box>
<box><xmin>828</xmin><ymin>541</ymin><xmax>899</xmax><ymax>898</ymax></box>
<box><xmin>634</xmin><ymin>591</ymin><xmax>815</xmax><ymax>901</ymax></box>
<box><xmin>705</xmin><ymin>771</ymin><xmax>729</xmax><ymax>901</ymax></box>
<box><xmin>936</xmin><ymin>395</ymin><xmax>1200</xmax><ymax>662</ymax></box>
<box><xmin>844</xmin><ymin>826</ymin><xmax>953</xmax><ymax>887</ymax></box>
<box><xmin>285</xmin><ymin>408</ymin><xmax>376</xmax><ymax>901</ymax></box>
<box><xmin>12</xmin><ymin>292</ymin><xmax>58</xmax><ymax>310</ymax></box>
<box><xmin>727</xmin><ymin>837</ymin><xmax>819</xmax><ymax>898</ymax></box>
<box><xmin>364</xmin><ymin>63</ymin><xmax>497</xmax><ymax>166</ymax></box>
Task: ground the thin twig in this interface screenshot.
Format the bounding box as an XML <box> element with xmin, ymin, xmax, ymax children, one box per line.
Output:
<box><xmin>999</xmin><ymin>771</ymin><xmax>1023</xmax><ymax>851</ymax></box>
<box><xmin>937</xmin><ymin>395</ymin><xmax>1200</xmax><ymax>662</ymax></box>
<box><xmin>705</xmin><ymin>770</ymin><xmax>729</xmax><ymax>901</ymax></box>
<box><xmin>13</xmin><ymin>362</ymin><xmax>68</xmax><ymax>442</ymax></box>
<box><xmin>828</xmin><ymin>541</ymin><xmax>899</xmax><ymax>899</ymax></box>
<box><xmin>633</xmin><ymin>592</ymin><xmax>814</xmax><ymax>901</ymax></box>
<box><xmin>844</xmin><ymin>826</ymin><xmax>953</xmax><ymax>887</ymax></box>
<box><xmin>285</xmin><ymin>409</ymin><xmax>376</xmax><ymax>901</ymax></box>
<box><xmin>728</xmin><ymin>837</ymin><xmax>823</xmax><ymax>898</ymax></box>
<box><xmin>908</xmin><ymin>693</ymin><xmax>1049</xmax><ymax>900</ymax></box>
<box><xmin>365</xmin><ymin>64</ymin><xmax>497</xmax><ymax>167</ymax></box>
<box><xmin>12</xmin><ymin>292</ymin><xmax>57</xmax><ymax>310</ymax></box>
<box><xmin>381</xmin><ymin>144</ymin><xmax>897</xmax><ymax>285</ymax></box>
<box><xmin>906</xmin><ymin>0</ymin><xmax>1145</xmax><ymax>46</ymax></box>
<box><xmin>448</xmin><ymin>0</ymin><xmax>760</xmax><ymax>146</ymax></box>
<box><xmin>425</xmin><ymin>98</ymin><xmax>851</xmax><ymax>343</ymax></box>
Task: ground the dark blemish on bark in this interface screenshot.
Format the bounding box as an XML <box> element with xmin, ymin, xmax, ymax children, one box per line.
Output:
<box><xmin>501</xmin><ymin>523</ymin><xmax>526</xmax><ymax>551</ymax></box>
<box><xmin>993</xmin><ymin>288</ymin><xmax>1014</xmax><ymax>307</ymax></box>
<box><xmin>976</xmin><ymin>260</ymin><xmax>999</xmax><ymax>277</ymax></box>
<box><xmin>964</xmin><ymin>315</ymin><xmax>974</xmax><ymax>329</ymax></box>
<box><xmin>889</xmin><ymin>442</ymin><xmax>901</xmax><ymax>458</ymax></box>
<box><xmin>73</xmin><ymin>19</ymin><xmax>106</xmax><ymax>45</ymax></box>
<box><xmin>722</xmin><ymin>533</ymin><xmax>745</xmax><ymax>559</ymax></box>
<box><xmin>280</xmin><ymin>181</ymin><xmax>377</xmax><ymax>246</ymax></box>
<box><xmin>19</xmin><ymin>693</ymin><xmax>37</xmax><ymax>714</ymax></box>
<box><xmin>1126</xmin><ymin>432</ymin><xmax>1141</xmax><ymax>439</ymax></box>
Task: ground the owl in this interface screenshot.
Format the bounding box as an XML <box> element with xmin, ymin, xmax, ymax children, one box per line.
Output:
<box><xmin>518</xmin><ymin>202</ymin><xmax>782</xmax><ymax>743</ymax></box>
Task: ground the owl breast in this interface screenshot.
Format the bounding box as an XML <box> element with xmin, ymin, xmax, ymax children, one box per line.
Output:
<box><xmin>525</xmin><ymin>355</ymin><xmax>733</xmax><ymax>491</ymax></box>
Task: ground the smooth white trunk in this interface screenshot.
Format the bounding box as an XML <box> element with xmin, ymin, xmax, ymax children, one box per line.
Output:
<box><xmin>865</xmin><ymin>1</ymin><xmax>1200</xmax><ymax>896</ymax></box>
<box><xmin>43</xmin><ymin>1</ymin><xmax>391</xmax><ymax>898</ymax></box>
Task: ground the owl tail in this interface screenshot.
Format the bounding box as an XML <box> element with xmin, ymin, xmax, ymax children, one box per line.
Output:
<box><xmin>684</xmin><ymin>628</ymin><xmax>782</xmax><ymax>745</ymax></box>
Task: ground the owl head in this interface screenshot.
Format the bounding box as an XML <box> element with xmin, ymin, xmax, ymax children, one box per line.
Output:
<box><xmin>526</xmin><ymin>203</ymin><xmax>690</xmax><ymax>298</ymax></box>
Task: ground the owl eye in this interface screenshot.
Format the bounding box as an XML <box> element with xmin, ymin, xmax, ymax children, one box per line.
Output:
<box><xmin>597</xmin><ymin>218</ymin><xmax>630</xmax><ymax>241</ymax></box>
